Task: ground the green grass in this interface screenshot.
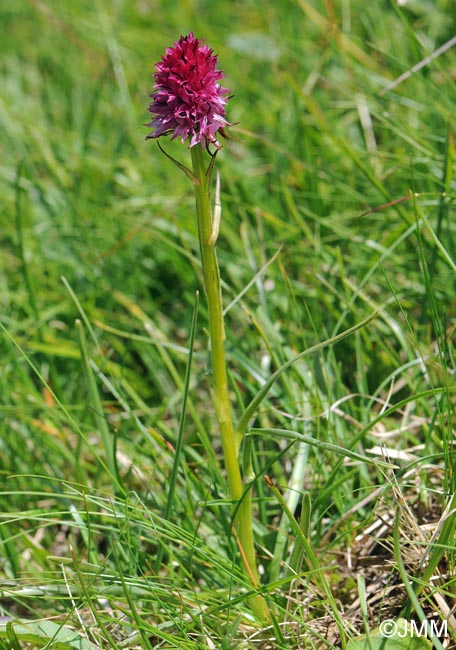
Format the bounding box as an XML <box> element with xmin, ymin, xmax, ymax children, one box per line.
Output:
<box><xmin>1</xmin><ymin>0</ymin><xmax>455</xmax><ymax>647</ymax></box>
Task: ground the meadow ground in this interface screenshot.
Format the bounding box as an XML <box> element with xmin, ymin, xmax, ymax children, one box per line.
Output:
<box><xmin>0</xmin><ymin>1</ymin><xmax>455</xmax><ymax>648</ymax></box>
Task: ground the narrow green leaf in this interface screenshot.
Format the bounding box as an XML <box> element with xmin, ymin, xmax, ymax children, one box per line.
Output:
<box><xmin>393</xmin><ymin>514</ymin><xmax>445</xmax><ymax>650</ymax></box>
<box><xmin>157</xmin><ymin>141</ymin><xmax>198</xmax><ymax>184</ymax></box>
<box><xmin>287</xmin><ymin>491</ymin><xmax>311</xmax><ymax>576</ymax></box>
<box><xmin>252</xmin><ymin>427</ymin><xmax>395</xmax><ymax>468</ymax></box>
<box><xmin>155</xmin><ymin>291</ymin><xmax>199</xmax><ymax>572</ymax></box>
<box><xmin>235</xmin><ymin>311</ymin><xmax>378</xmax><ymax>441</ymax></box>
<box><xmin>76</xmin><ymin>319</ymin><xmax>124</xmax><ymax>496</ymax></box>
<box><xmin>265</xmin><ymin>476</ymin><xmax>347</xmax><ymax>646</ymax></box>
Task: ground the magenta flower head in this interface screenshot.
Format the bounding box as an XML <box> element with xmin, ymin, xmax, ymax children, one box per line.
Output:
<box><xmin>146</xmin><ymin>33</ymin><xmax>231</xmax><ymax>149</ymax></box>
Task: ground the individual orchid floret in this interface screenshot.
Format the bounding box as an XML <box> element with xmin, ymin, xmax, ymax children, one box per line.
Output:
<box><xmin>146</xmin><ymin>32</ymin><xmax>231</xmax><ymax>148</ymax></box>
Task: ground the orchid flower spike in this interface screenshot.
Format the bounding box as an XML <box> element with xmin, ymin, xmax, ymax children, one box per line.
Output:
<box><xmin>146</xmin><ymin>33</ymin><xmax>231</xmax><ymax>149</ymax></box>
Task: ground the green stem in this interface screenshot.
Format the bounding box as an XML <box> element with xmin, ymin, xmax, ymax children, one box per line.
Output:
<box><xmin>190</xmin><ymin>144</ymin><xmax>269</xmax><ymax>620</ymax></box>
